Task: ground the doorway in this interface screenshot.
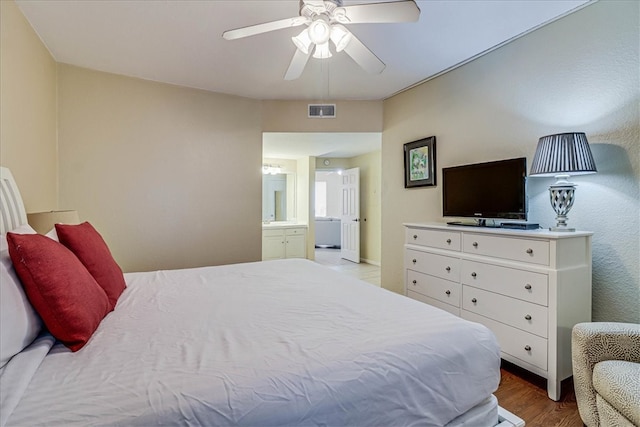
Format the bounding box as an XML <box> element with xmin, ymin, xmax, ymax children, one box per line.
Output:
<box><xmin>262</xmin><ymin>132</ymin><xmax>381</xmax><ymax>266</ymax></box>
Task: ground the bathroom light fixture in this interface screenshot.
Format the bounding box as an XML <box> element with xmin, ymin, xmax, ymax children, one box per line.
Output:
<box><xmin>530</xmin><ymin>132</ymin><xmax>597</xmax><ymax>231</ymax></box>
<box><xmin>262</xmin><ymin>164</ymin><xmax>283</xmax><ymax>175</ymax></box>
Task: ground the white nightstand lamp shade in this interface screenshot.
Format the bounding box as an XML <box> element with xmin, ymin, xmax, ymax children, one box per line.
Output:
<box><xmin>530</xmin><ymin>132</ymin><xmax>597</xmax><ymax>231</ymax></box>
<box><xmin>27</xmin><ymin>210</ymin><xmax>80</xmax><ymax>234</ymax></box>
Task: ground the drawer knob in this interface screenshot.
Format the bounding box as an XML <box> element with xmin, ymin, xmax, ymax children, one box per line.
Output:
<box><xmin>524</xmin><ymin>314</ymin><xmax>532</xmax><ymax>321</ymax></box>
<box><xmin>413</xmin><ymin>234</ymin><xmax>418</xmax><ymax>240</ymax></box>
<box><xmin>412</xmin><ymin>259</ymin><xmax>417</xmax><ymax>264</ymax></box>
<box><xmin>472</xmin><ymin>242</ymin><xmax>478</xmax><ymax>248</ymax></box>
<box><xmin>526</xmin><ymin>248</ymin><xmax>533</xmax><ymax>254</ymax></box>
<box><xmin>445</xmin><ymin>290</ymin><xmax>451</xmax><ymax>296</ymax></box>
<box><xmin>446</xmin><ymin>266</ymin><xmax>451</xmax><ymax>272</ymax></box>
<box><xmin>412</xmin><ymin>280</ymin><xmax>417</xmax><ymax>285</ymax></box>
<box><xmin>446</xmin><ymin>238</ymin><xmax>452</xmax><ymax>244</ymax></box>
<box><xmin>471</xmin><ymin>298</ymin><xmax>477</xmax><ymax>303</ymax></box>
<box><xmin>524</xmin><ymin>345</ymin><xmax>532</xmax><ymax>352</ymax></box>
<box><xmin>524</xmin><ymin>284</ymin><xmax>532</xmax><ymax>290</ymax></box>
<box><xmin>471</xmin><ymin>272</ymin><xmax>477</xmax><ymax>278</ymax></box>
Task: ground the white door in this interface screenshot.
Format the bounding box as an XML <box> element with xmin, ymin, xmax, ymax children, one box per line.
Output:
<box><xmin>340</xmin><ymin>167</ymin><xmax>360</xmax><ymax>263</ymax></box>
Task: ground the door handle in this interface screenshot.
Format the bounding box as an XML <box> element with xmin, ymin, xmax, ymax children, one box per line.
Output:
<box><xmin>352</xmin><ymin>218</ymin><xmax>360</xmax><ymax>222</ymax></box>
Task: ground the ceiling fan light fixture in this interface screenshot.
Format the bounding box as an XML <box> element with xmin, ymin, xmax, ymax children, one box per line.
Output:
<box><xmin>224</xmin><ymin>0</ymin><xmax>420</xmax><ymax>80</ymax></box>
<box><xmin>308</xmin><ymin>16</ymin><xmax>331</xmax><ymax>45</ymax></box>
<box><xmin>292</xmin><ymin>28</ymin><xmax>313</xmax><ymax>54</ymax></box>
<box><xmin>312</xmin><ymin>42</ymin><xmax>332</xmax><ymax>59</ymax></box>
<box><xmin>330</xmin><ymin>24</ymin><xmax>352</xmax><ymax>52</ymax></box>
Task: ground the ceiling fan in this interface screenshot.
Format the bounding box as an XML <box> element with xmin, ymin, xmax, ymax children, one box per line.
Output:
<box><xmin>222</xmin><ymin>0</ymin><xmax>420</xmax><ymax>80</ymax></box>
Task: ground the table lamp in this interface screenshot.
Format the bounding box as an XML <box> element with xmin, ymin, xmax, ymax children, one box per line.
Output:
<box><xmin>27</xmin><ymin>210</ymin><xmax>80</xmax><ymax>234</ymax></box>
<box><xmin>530</xmin><ymin>132</ymin><xmax>597</xmax><ymax>231</ymax></box>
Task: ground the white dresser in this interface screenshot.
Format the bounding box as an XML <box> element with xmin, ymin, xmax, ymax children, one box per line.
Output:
<box><xmin>262</xmin><ymin>224</ymin><xmax>307</xmax><ymax>261</ymax></box>
<box><xmin>404</xmin><ymin>223</ymin><xmax>592</xmax><ymax>400</ymax></box>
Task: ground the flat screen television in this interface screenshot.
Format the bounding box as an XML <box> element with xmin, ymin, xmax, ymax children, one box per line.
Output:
<box><xmin>442</xmin><ymin>157</ymin><xmax>527</xmax><ymax>223</ymax></box>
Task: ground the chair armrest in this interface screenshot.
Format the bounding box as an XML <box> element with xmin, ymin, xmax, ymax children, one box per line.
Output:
<box><xmin>572</xmin><ymin>322</ymin><xmax>640</xmax><ymax>427</ymax></box>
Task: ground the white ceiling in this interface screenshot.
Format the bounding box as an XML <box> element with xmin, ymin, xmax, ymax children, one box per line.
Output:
<box><xmin>16</xmin><ymin>0</ymin><xmax>590</xmax><ymax>102</ymax></box>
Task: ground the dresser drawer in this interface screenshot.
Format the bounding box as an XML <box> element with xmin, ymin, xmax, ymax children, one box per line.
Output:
<box><xmin>408</xmin><ymin>291</ymin><xmax>460</xmax><ymax>316</ymax></box>
<box><xmin>461</xmin><ymin>260</ymin><xmax>548</xmax><ymax>306</ymax></box>
<box><xmin>462</xmin><ymin>310</ymin><xmax>548</xmax><ymax>371</ymax></box>
<box><xmin>406</xmin><ymin>227</ymin><xmax>461</xmax><ymax>251</ymax></box>
<box><xmin>463</xmin><ymin>234</ymin><xmax>550</xmax><ymax>266</ymax></box>
<box><xmin>407</xmin><ymin>270</ymin><xmax>461</xmax><ymax>307</ymax></box>
<box><xmin>462</xmin><ymin>286</ymin><xmax>548</xmax><ymax>338</ymax></box>
<box><xmin>405</xmin><ymin>249</ymin><xmax>460</xmax><ymax>282</ymax></box>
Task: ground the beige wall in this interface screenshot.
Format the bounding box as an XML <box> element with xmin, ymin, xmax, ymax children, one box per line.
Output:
<box><xmin>57</xmin><ymin>64</ymin><xmax>263</xmax><ymax>272</ymax></box>
<box><xmin>0</xmin><ymin>0</ymin><xmax>57</xmax><ymax>212</ymax></box>
<box><xmin>381</xmin><ymin>1</ymin><xmax>639</xmax><ymax>323</ymax></box>
<box><xmin>349</xmin><ymin>150</ymin><xmax>381</xmax><ymax>265</ymax></box>
<box><xmin>296</xmin><ymin>156</ymin><xmax>315</xmax><ymax>260</ymax></box>
<box><xmin>262</xmin><ymin>100</ymin><xmax>383</xmax><ymax>132</ymax></box>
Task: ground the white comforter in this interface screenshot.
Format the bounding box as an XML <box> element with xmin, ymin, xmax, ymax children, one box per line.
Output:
<box><xmin>4</xmin><ymin>259</ymin><xmax>500</xmax><ymax>426</ymax></box>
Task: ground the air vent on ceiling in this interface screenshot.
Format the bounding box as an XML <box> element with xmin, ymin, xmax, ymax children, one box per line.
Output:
<box><xmin>308</xmin><ymin>104</ymin><xmax>336</xmax><ymax>118</ymax></box>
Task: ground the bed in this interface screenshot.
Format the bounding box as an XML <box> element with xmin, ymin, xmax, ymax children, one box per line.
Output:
<box><xmin>0</xmin><ymin>167</ymin><xmax>524</xmax><ymax>426</ymax></box>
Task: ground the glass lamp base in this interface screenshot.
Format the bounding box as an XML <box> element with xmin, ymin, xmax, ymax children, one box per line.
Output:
<box><xmin>548</xmin><ymin>181</ymin><xmax>576</xmax><ymax>232</ymax></box>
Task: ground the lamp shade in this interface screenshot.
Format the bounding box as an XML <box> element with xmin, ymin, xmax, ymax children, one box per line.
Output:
<box><xmin>530</xmin><ymin>132</ymin><xmax>597</xmax><ymax>177</ymax></box>
<box><xmin>308</xmin><ymin>17</ymin><xmax>331</xmax><ymax>45</ymax></box>
<box><xmin>292</xmin><ymin>28</ymin><xmax>312</xmax><ymax>55</ymax></box>
<box><xmin>27</xmin><ymin>210</ymin><xmax>80</xmax><ymax>234</ymax></box>
<box><xmin>330</xmin><ymin>25</ymin><xmax>352</xmax><ymax>52</ymax></box>
<box><xmin>313</xmin><ymin>42</ymin><xmax>332</xmax><ymax>59</ymax></box>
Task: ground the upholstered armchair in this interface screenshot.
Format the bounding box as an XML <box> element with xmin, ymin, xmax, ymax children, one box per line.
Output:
<box><xmin>572</xmin><ymin>322</ymin><xmax>640</xmax><ymax>426</ymax></box>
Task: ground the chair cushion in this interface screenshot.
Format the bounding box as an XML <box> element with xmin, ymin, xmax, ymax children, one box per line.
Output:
<box><xmin>593</xmin><ymin>360</ymin><xmax>640</xmax><ymax>425</ymax></box>
<box><xmin>595</xmin><ymin>394</ymin><xmax>636</xmax><ymax>427</ymax></box>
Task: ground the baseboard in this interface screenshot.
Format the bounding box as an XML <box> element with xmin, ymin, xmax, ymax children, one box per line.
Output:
<box><xmin>360</xmin><ymin>258</ymin><xmax>381</xmax><ymax>266</ymax></box>
<box><xmin>497</xmin><ymin>406</ymin><xmax>525</xmax><ymax>427</ymax></box>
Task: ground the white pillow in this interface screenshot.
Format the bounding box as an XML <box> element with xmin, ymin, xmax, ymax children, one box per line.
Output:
<box><xmin>0</xmin><ymin>224</ymin><xmax>43</xmax><ymax>368</ymax></box>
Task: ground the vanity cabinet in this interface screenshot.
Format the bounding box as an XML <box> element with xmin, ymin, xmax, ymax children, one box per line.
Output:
<box><xmin>262</xmin><ymin>226</ymin><xmax>307</xmax><ymax>260</ymax></box>
<box><xmin>404</xmin><ymin>223</ymin><xmax>592</xmax><ymax>401</ymax></box>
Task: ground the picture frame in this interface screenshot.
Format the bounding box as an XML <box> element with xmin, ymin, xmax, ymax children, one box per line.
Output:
<box><xmin>404</xmin><ymin>136</ymin><xmax>436</xmax><ymax>188</ymax></box>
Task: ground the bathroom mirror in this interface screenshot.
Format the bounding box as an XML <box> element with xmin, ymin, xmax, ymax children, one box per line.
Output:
<box><xmin>262</xmin><ymin>173</ymin><xmax>296</xmax><ymax>222</ymax></box>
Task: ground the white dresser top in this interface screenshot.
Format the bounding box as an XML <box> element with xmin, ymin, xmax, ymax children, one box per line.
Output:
<box><xmin>404</xmin><ymin>222</ymin><xmax>593</xmax><ymax>239</ymax></box>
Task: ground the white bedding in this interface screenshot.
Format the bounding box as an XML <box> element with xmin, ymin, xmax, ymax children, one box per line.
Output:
<box><xmin>5</xmin><ymin>259</ymin><xmax>500</xmax><ymax>426</ymax></box>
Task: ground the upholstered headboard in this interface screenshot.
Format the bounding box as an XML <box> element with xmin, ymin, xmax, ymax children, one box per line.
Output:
<box><xmin>0</xmin><ymin>167</ymin><xmax>28</xmax><ymax>234</ymax></box>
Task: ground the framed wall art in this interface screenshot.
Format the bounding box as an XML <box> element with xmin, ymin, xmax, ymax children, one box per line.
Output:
<box><xmin>404</xmin><ymin>136</ymin><xmax>436</xmax><ymax>188</ymax></box>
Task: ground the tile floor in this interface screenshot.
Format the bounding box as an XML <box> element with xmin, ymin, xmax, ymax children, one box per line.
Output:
<box><xmin>314</xmin><ymin>248</ymin><xmax>381</xmax><ymax>286</ymax></box>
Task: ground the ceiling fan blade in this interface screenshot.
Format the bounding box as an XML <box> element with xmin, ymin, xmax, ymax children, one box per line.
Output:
<box><xmin>342</xmin><ymin>33</ymin><xmax>386</xmax><ymax>74</ymax></box>
<box><xmin>284</xmin><ymin>48</ymin><xmax>313</xmax><ymax>80</ymax></box>
<box><xmin>223</xmin><ymin>17</ymin><xmax>308</xmax><ymax>40</ymax></box>
<box><xmin>335</xmin><ymin>1</ymin><xmax>420</xmax><ymax>24</ymax></box>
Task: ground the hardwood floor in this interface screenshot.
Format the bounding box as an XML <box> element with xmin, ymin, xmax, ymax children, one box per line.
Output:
<box><xmin>314</xmin><ymin>250</ymin><xmax>584</xmax><ymax>426</ymax></box>
<box><xmin>496</xmin><ymin>360</ymin><xmax>583</xmax><ymax>427</ymax></box>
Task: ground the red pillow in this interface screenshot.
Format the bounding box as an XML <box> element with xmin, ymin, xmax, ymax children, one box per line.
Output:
<box><xmin>56</xmin><ymin>222</ymin><xmax>126</xmax><ymax>310</ymax></box>
<box><xmin>7</xmin><ymin>232</ymin><xmax>110</xmax><ymax>351</ymax></box>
